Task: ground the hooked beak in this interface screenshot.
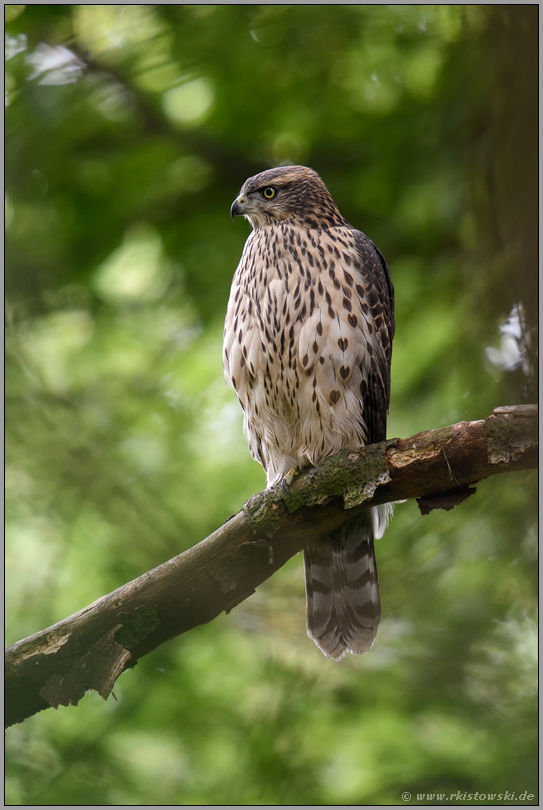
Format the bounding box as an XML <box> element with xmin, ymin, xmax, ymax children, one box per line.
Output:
<box><xmin>230</xmin><ymin>196</ymin><xmax>246</xmax><ymax>220</ymax></box>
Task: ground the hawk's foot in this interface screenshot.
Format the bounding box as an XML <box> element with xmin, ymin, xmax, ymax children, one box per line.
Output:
<box><xmin>282</xmin><ymin>465</ymin><xmax>302</xmax><ymax>492</ymax></box>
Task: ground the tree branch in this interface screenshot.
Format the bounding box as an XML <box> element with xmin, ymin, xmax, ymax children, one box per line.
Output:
<box><xmin>5</xmin><ymin>405</ymin><xmax>537</xmax><ymax>728</ymax></box>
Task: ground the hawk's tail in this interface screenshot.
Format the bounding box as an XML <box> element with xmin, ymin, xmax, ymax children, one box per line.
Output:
<box><xmin>304</xmin><ymin>508</ymin><xmax>386</xmax><ymax>661</ymax></box>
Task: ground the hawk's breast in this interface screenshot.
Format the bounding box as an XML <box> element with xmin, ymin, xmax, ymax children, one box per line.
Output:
<box><xmin>224</xmin><ymin>222</ymin><xmax>387</xmax><ymax>484</ymax></box>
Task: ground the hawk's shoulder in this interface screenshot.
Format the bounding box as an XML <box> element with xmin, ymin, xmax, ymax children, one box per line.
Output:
<box><xmin>348</xmin><ymin>227</ymin><xmax>395</xmax><ymax>350</ymax></box>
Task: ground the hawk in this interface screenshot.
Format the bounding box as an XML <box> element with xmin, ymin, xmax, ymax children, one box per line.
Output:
<box><xmin>224</xmin><ymin>165</ymin><xmax>395</xmax><ymax>660</ymax></box>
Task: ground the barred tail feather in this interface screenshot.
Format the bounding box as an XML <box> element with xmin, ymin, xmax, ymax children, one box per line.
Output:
<box><xmin>304</xmin><ymin>510</ymin><xmax>381</xmax><ymax>661</ymax></box>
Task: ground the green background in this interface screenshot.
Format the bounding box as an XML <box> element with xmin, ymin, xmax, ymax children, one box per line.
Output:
<box><xmin>5</xmin><ymin>5</ymin><xmax>537</xmax><ymax>806</ymax></box>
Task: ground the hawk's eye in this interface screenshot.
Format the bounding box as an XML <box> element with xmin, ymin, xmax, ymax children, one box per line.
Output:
<box><xmin>262</xmin><ymin>187</ymin><xmax>276</xmax><ymax>199</ymax></box>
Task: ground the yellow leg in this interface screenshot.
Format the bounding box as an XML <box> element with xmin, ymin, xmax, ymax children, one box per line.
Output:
<box><xmin>282</xmin><ymin>465</ymin><xmax>301</xmax><ymax>492</ymax></box>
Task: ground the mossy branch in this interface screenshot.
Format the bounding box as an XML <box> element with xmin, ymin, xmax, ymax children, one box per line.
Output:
<box><xmin>5</xmin><ymin>404</ymin><xmax>537</xmax><ymax>729</ymax></box>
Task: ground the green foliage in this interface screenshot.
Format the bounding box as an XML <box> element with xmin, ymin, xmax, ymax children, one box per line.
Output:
<box><xmin>5</xmin><ymin>4</ymin><xmax>537</xmax><ymax>805</ymax></box>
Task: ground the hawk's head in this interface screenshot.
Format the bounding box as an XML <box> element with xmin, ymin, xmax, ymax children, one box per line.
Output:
<box><xmin>231</xmin><ymin>166</ymin><xmax>347</xmax><ymax>230</ymax></box>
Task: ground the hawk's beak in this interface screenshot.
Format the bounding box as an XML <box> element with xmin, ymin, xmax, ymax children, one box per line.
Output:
<box><xmin>230</xmin><ymin>196</ymin><xmax>246</xmax><ymax>220</ymax></box>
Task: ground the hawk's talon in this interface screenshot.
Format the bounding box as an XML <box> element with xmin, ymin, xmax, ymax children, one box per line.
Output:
<box><xmin>282</xmin><ymin>466</ymin><xmax>301</xmax><ymax>492</ymax></box>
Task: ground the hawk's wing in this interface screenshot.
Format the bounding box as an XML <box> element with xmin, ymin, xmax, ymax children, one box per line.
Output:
<box><xmin>351</xmin><ymin>229</ymin><xmax>395</xmax><ymax>444</ymax></box>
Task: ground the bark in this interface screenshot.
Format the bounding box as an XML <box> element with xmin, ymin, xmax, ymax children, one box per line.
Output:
<box><xmin>5</xmin><ymin>404</ymin><xmax>537</xmax><ymax>729</ymax></box>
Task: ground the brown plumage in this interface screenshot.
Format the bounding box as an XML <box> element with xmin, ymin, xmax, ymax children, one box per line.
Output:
<box><xmin>224</xmin><ymin>166</ymin><xmax>395</xmax><ymax>660</ymax></box>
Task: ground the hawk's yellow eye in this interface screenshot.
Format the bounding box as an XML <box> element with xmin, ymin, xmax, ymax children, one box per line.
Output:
<box><xmin>262</xmin><ymin>187</ymin><xmax>276</xmax><ymax>199</ymax></box>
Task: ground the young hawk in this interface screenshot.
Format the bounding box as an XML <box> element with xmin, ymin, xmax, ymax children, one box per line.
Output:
<box><xmin>224</xmin><ymin>165</ymin><xmax>395</xmax><ymax>660</ymax></box>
